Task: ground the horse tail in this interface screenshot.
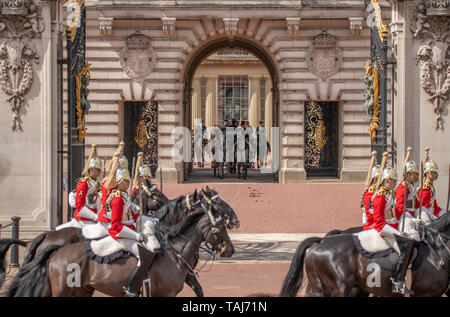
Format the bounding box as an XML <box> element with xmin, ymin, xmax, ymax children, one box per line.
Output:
<box><xmin>0</xmin><ymin>239</ymin><xmax>27</xmax><ymax>288</ymax></box>
<box><xmin>8</xmin><ymin>244</ymin><xmax>61</xmax><ymax>297</ymax></box>
<box><xmin>325</xmin><ymin>226</ymin><xmax>363</xmax><ymax>237</ymax></box>
<box><xmin>325</xmin><ymin>229</ymin><xmax>343</xmax><ymax>237</ymax></box>
<box><xmin>22</xmin><ymin>232</ymin><xmax>47</xmax><ymax>265</ymax></box>
<box><xmin>279</xmin><ymin>237</ymin><xmax>323</xmax><ymax>297</ymax></box>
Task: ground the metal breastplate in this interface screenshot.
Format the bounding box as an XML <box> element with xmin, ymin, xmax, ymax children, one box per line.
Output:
<box><xmin>384</xmin><ymin>194</ymin><xmax>398</xmax><ymax>224</ymax></box>
<box><xmin>85</xmin><ymin>179</ymin><xmax>99</xmax><ymax>208</ymax></box>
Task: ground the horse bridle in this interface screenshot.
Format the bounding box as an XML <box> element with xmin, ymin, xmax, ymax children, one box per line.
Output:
<box><xmin>139</xmin><ymin>184</ymin><xmax>169</xmax><ymax>216</ymax></box>
<box><xmin>420</xmin><ymin>225</ymin><xmax>450</xmax><ymax>271</ymax></box>
<box><xmin>200</xmin><ymin>191</ymin><xmax>234</xmax><ymax>228</ymax></box>
<box><xmin>162</xmin><ymin>192</ymin><xmax>229</xmax><ymax>268</ymax></box>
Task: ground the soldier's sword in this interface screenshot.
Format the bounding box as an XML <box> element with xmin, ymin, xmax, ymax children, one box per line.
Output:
<box><xmin>401</xmin><ymin>164</ymin><xmax>408</xmax><ymax>232</ymax></box>
<box><xmin>418</xmin><ymin>161</ymin><xmax>424</xmax><ymax>221</ymax></box>
<box><xmin>160</xmin><ymin>166</ymin><xmax>163</xmax><ymax>194</ymax></box>
<box><xmin>400</xmin><ymin>147</ymin><xmax>412</xmax><ymax>232</ymax></box>
<box><xmin>446</xmin><ymin>163</ymin><xmax>450</xmax><ymax>214</ymax></box>
<box><xmin>361</xmin><ymin>151</ymin><xmax>377</xmax><ymax>217</ymax></box>
<box><xmin>138</xmin><ymin>167</ymin><xmax>143</xmax><ymax>232</ymax></box>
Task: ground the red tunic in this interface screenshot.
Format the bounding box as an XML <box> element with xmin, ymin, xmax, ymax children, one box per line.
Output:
<box><xmin>97</xmin><ymin>180</ymin><xmax>116</xmax><ymax>223</ymax></box>
<box><xmin>73</xmin><ymin>176</ymin><xmax>99</xmax><ymax>222</ymax></box>
<box><xmin>362</xmin><ymin>185</ymin><xmax>376</xmax><ymax>230</ymax></box>
<box><xmin>372</xmin><ymin>187</ymin><xmax>398</xmax><ymax>233</ymax></box>
<box><xmin>394</xmin><ymin>181</ymin><xmax>415</xmax><ymax>219</ymax></box>
<box><xmin>416</xmin><ymin>181</ymin><xmax>442</xmax><ymax>217</ymax></box>
<box><xmin>108</xmin><ymin>190</ymin><xmax>137</xmax><ymax>239</ymax></box>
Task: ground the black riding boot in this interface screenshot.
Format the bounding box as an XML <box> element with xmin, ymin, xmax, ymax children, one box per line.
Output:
<box><xmin>391</xmin><ymin>234</ymin><xmax>415</xmax><ymax>295</ymax></box>
<box><xmin>124</xmin><ymin>248</ymin><xmax>157</xmax><ymax>297</ymax></box>
<box><xmin>124</xmin><ymin>265</ymin><xmax>143</xmax><ymax>297</ymax></box>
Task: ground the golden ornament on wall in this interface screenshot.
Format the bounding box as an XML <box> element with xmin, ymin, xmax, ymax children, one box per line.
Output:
<box><xmin>135</xmin><ymin>120</ymin><xmax>148</xmax><ymax>148</ymax></box>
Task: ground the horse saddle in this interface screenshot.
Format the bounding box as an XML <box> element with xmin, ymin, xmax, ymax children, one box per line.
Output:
<box><xmin>353</xmin><ymin>229</ymin><xmax>396</xmax><ymax>259</ymax></box>
<box><xmin>83</xmin><ymin>235</ymin><xmax>132</xmax><ymax>264</ymax></box>
<box><xmin>352</xmin><ymin>229</ymin><xmax>419</xmax><ymax>272</ymax></box>
<box><xmin>80</xmin><ymin>222</ymin><xmax>109</xmax><ymax>240</ymax></box>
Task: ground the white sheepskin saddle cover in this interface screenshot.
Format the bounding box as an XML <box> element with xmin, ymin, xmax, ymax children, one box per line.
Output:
<box><xmin>81</xmin><ymin>223</ymin><xmax>109</xmax><ymax>240</ymax></box>
<box><xmin>354</xmin><ymin>219</ymin><xmax>421</xmax><ymax>255</ymax></box>
<box><xmin>90</xmin><ymin>235</ymin><xmax>126</xmax><ymax>257</ymax></box>
<box><xmin>354</xmin><ymin>229</ymin><xmax>392</xmax><ymax>254</ymax></box>
<box><xmin>56</xmin><ymin>218</ymin><xmax>82</xmax><ymax>231</ymax></box>
<box><xmin>88</xmin><ymin>218</ymin><xmax>160</xmax><ymax>261</ymax></box>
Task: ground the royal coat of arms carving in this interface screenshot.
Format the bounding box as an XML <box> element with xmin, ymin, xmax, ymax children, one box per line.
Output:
<box><xmin>306</xmin><ymin>30</ymin><xmax>343</xmax><ymax>81</ymax></box>
<box><xmin>410</xmin><ymin>1</ymin><xmax>450</xmax><ymax>130</ymax></box>
<box><xmin>0</xmin><ymin>0</ymin><xmax>44</xmax><ymax>132</ymax></box>
<box><xmin>120</xmin><ymin>32</ymin><xmax>157</xmax><ymax>82</ymax></box>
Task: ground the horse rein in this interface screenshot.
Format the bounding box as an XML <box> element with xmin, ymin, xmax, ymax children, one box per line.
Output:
<box><xmin>160</xmin><ymin>193</ymin><xmax>227</xmax><ymax>274</ymax></box>
<box><xmin>420</xmin><ymin>225</ymin><xmax>450</xmax><ymax>270</ymax></box>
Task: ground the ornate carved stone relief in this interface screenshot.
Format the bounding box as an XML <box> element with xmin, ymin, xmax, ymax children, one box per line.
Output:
<box><xmin>411</xmin><ymin>1</ymin><xmax>450</xmax><ymax>130</ymax></box>
<box><xmin>0</xmin><ymin>0</ymin><xmax>44</xmax><ymax>132</ymax></box>
<box><xmin>305</xmin><ymin>30</ymin><xmax>343</xmax><ymax>81</ymax></box>
<box><xmin>119</xmin><ymin>32</ymin><xmax>157</xmax><ymax>82</ymax></box>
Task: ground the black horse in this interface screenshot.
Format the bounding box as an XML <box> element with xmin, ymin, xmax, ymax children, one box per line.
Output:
<box><xmin>130</xmin><ymin>176</ymin><xmax>169</xmax><ymax>216</ymax></box>
<box><xmin>280</xmin><ymin>214</ymin><xmax>450</xmax><ymax>297</ymax></box>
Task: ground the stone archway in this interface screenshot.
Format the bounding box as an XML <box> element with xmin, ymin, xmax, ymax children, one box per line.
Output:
<box><xmin>181</xmin><ymin>36</ymin><xmax>281</xmax><ymax>182</ymax></box>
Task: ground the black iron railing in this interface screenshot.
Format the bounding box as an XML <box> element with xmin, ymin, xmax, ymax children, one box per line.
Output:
<box><xmin>0</xmin><ymin>217</ymin><xmax>21</xmax><ymax>268</ymax></box>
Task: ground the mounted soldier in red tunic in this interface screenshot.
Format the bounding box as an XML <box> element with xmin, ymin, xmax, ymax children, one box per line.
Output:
<box><xmin>74</xmin><ymin>144</ymin><xmax>102</xmax><ymax>224</ymax></box>
<box><xmin>57</xmin><ymin>144</ymin><xmax>102</xmax><ymax>230</ymax></box>
<box><xmin>372</xmin><ymin>164</ymin><xmax>415</xmax><ymax>295</ymax></box>
<box><xmin>395</xmin><ymin>161</ymin><xmax>419</xmax><ymax>220</ymax></box>
<box><xmin>108</xmin><ymin>167</ymin><xmax>161</xmax><ymax>296</ymax></box>
<box><xmin>98</xmin><ymin>144</ymin><xmax>129</xmax><ymax>227</ymax></box>
<box><xmin>130</xmin><ymin>153</ymin><xmax>169</xmax><ymax>215</ymax></box>
<box><xmin>416</xmin><ymin>160</ymin><xmax>444</xmax><ymax>220</ymax></box>
<box><xmin>362</xmin><ymin>164</ymin><xmax>380</xmax><ymax>230</ymax></box>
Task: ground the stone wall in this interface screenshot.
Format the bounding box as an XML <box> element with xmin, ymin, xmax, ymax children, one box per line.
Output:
<box><xmin>391</xmin><ymin>0</ymin><xmax>449</xmax><ymax>206</ymax></box>
<box><xmin>0</xmin><ymin>1</ymin><xmax>60</xmax><ymax>238</ymax></box>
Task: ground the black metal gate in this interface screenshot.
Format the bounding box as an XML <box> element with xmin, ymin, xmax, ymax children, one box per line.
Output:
<box><xmin>59</xmin><ymin>0</ymin><xmax>90</xmax><ymax>222</ymax></box>
<box><xmin>367</xmin><ymin>1</ymin><xmax>389</xmax><ymax>164</ymax></box>
<box><xmin>124</xmin><ymin>101</ymin><xmax>159</xmax><ymax>176</ymax></box>
<box><xmin>304</xmin><ymin>101</ymin><xmax>338</xmax><ymax>177</ymax></box>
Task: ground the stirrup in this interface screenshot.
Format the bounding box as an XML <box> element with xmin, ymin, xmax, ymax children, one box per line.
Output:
<box><xmin>391</xmin><ymin>279</ymin><xmax>414</xmax><ymax>295</ymax></box>
<box><xmin>123</xmin><ymin>287</ymin><xmax>140</xmax><ymax>297</ymax></box>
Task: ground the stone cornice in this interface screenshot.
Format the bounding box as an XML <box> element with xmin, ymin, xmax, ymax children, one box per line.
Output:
<box><xmin>90</xmin><ymin>0</ymin><xmax>303</xmax><ymax>8</ymax></box>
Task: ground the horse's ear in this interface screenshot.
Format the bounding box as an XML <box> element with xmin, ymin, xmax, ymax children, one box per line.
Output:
<box><xmin>206</xmin><ymin>185</ymin><xmax>210</xmax><ymax>192</ymax></box>
<box><xmin>193</xmin><ymin>189</ymin><xmax>198</xmax><ymax>199</ymax></box>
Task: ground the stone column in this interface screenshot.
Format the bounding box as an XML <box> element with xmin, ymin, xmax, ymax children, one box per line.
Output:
<box><xmin>191</xmin><ymin>77</ymin><xmax>202</xmax><ymax>130</ymax></box>
<box><xmin>0</xmin><ymin>0</ymin><xmax>57</xmax><ymax>237</ymax></box>
<box><xmin>264</xmin><ymin>79</ymin><xmax>273</xmax><ymax>144</ymax></box>
<box><xmin>249</xmin><ymin>77</ymin><xmax>261</xmax><ymax>129</ymax></box>
<box><xmin>391</xmin><ymin>0</ymin><xmax>450</xmax><ymax>204</ymax></box>
<box><xmin>205</xmin><ymin>76</ymin><xmax>217</xmax><ymax>132</ymax></box>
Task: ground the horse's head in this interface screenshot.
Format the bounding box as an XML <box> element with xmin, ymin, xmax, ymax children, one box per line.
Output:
<box><xmin>197</xmin><ymin>204</ymin><xmax>234</xmax><ymax>258</ymax></box>
<box><xmin>199</xmin><ymin>186</ymin><xmax>240</xmax><ymax>230</ymax></box>
<box><xmin>136</xmin><ymin>179</ymin><xmax>168</xmax><ymax>215</ymax></box>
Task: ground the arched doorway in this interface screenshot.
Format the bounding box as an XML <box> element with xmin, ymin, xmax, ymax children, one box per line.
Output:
<box><xmin>182</xmin><ymin>37</ymin><xmax>280</xmax><ymax>183</ymax></box>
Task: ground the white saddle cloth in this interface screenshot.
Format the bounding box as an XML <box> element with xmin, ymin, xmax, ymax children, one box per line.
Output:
<box><xmin>354</xmin><ymin>219</ymin><xmax>421</xmax><ymax>255</ymax></box>
<box><xmin>81</xmin><ymin>222</ymin><xmax>110</xmax><ymax>240</ymax></box>
<box><xmin>55</xmin><ymin>218</ymin><xmax>95</xmax><ymax>231</ymax></box>
<box><xmin>354</xmin><ymin>229</ymin><xmax>394</xmax><ymax>254</ymax></box>
<box><xmin>90</xmin><ymin>235</ymin><xmax>130</xmax><ymax>257</ymax></box>
<box><xmin>88</xmin><ymin>218</ymin><xmax>161</xmax><ymax>264</ymax></box>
